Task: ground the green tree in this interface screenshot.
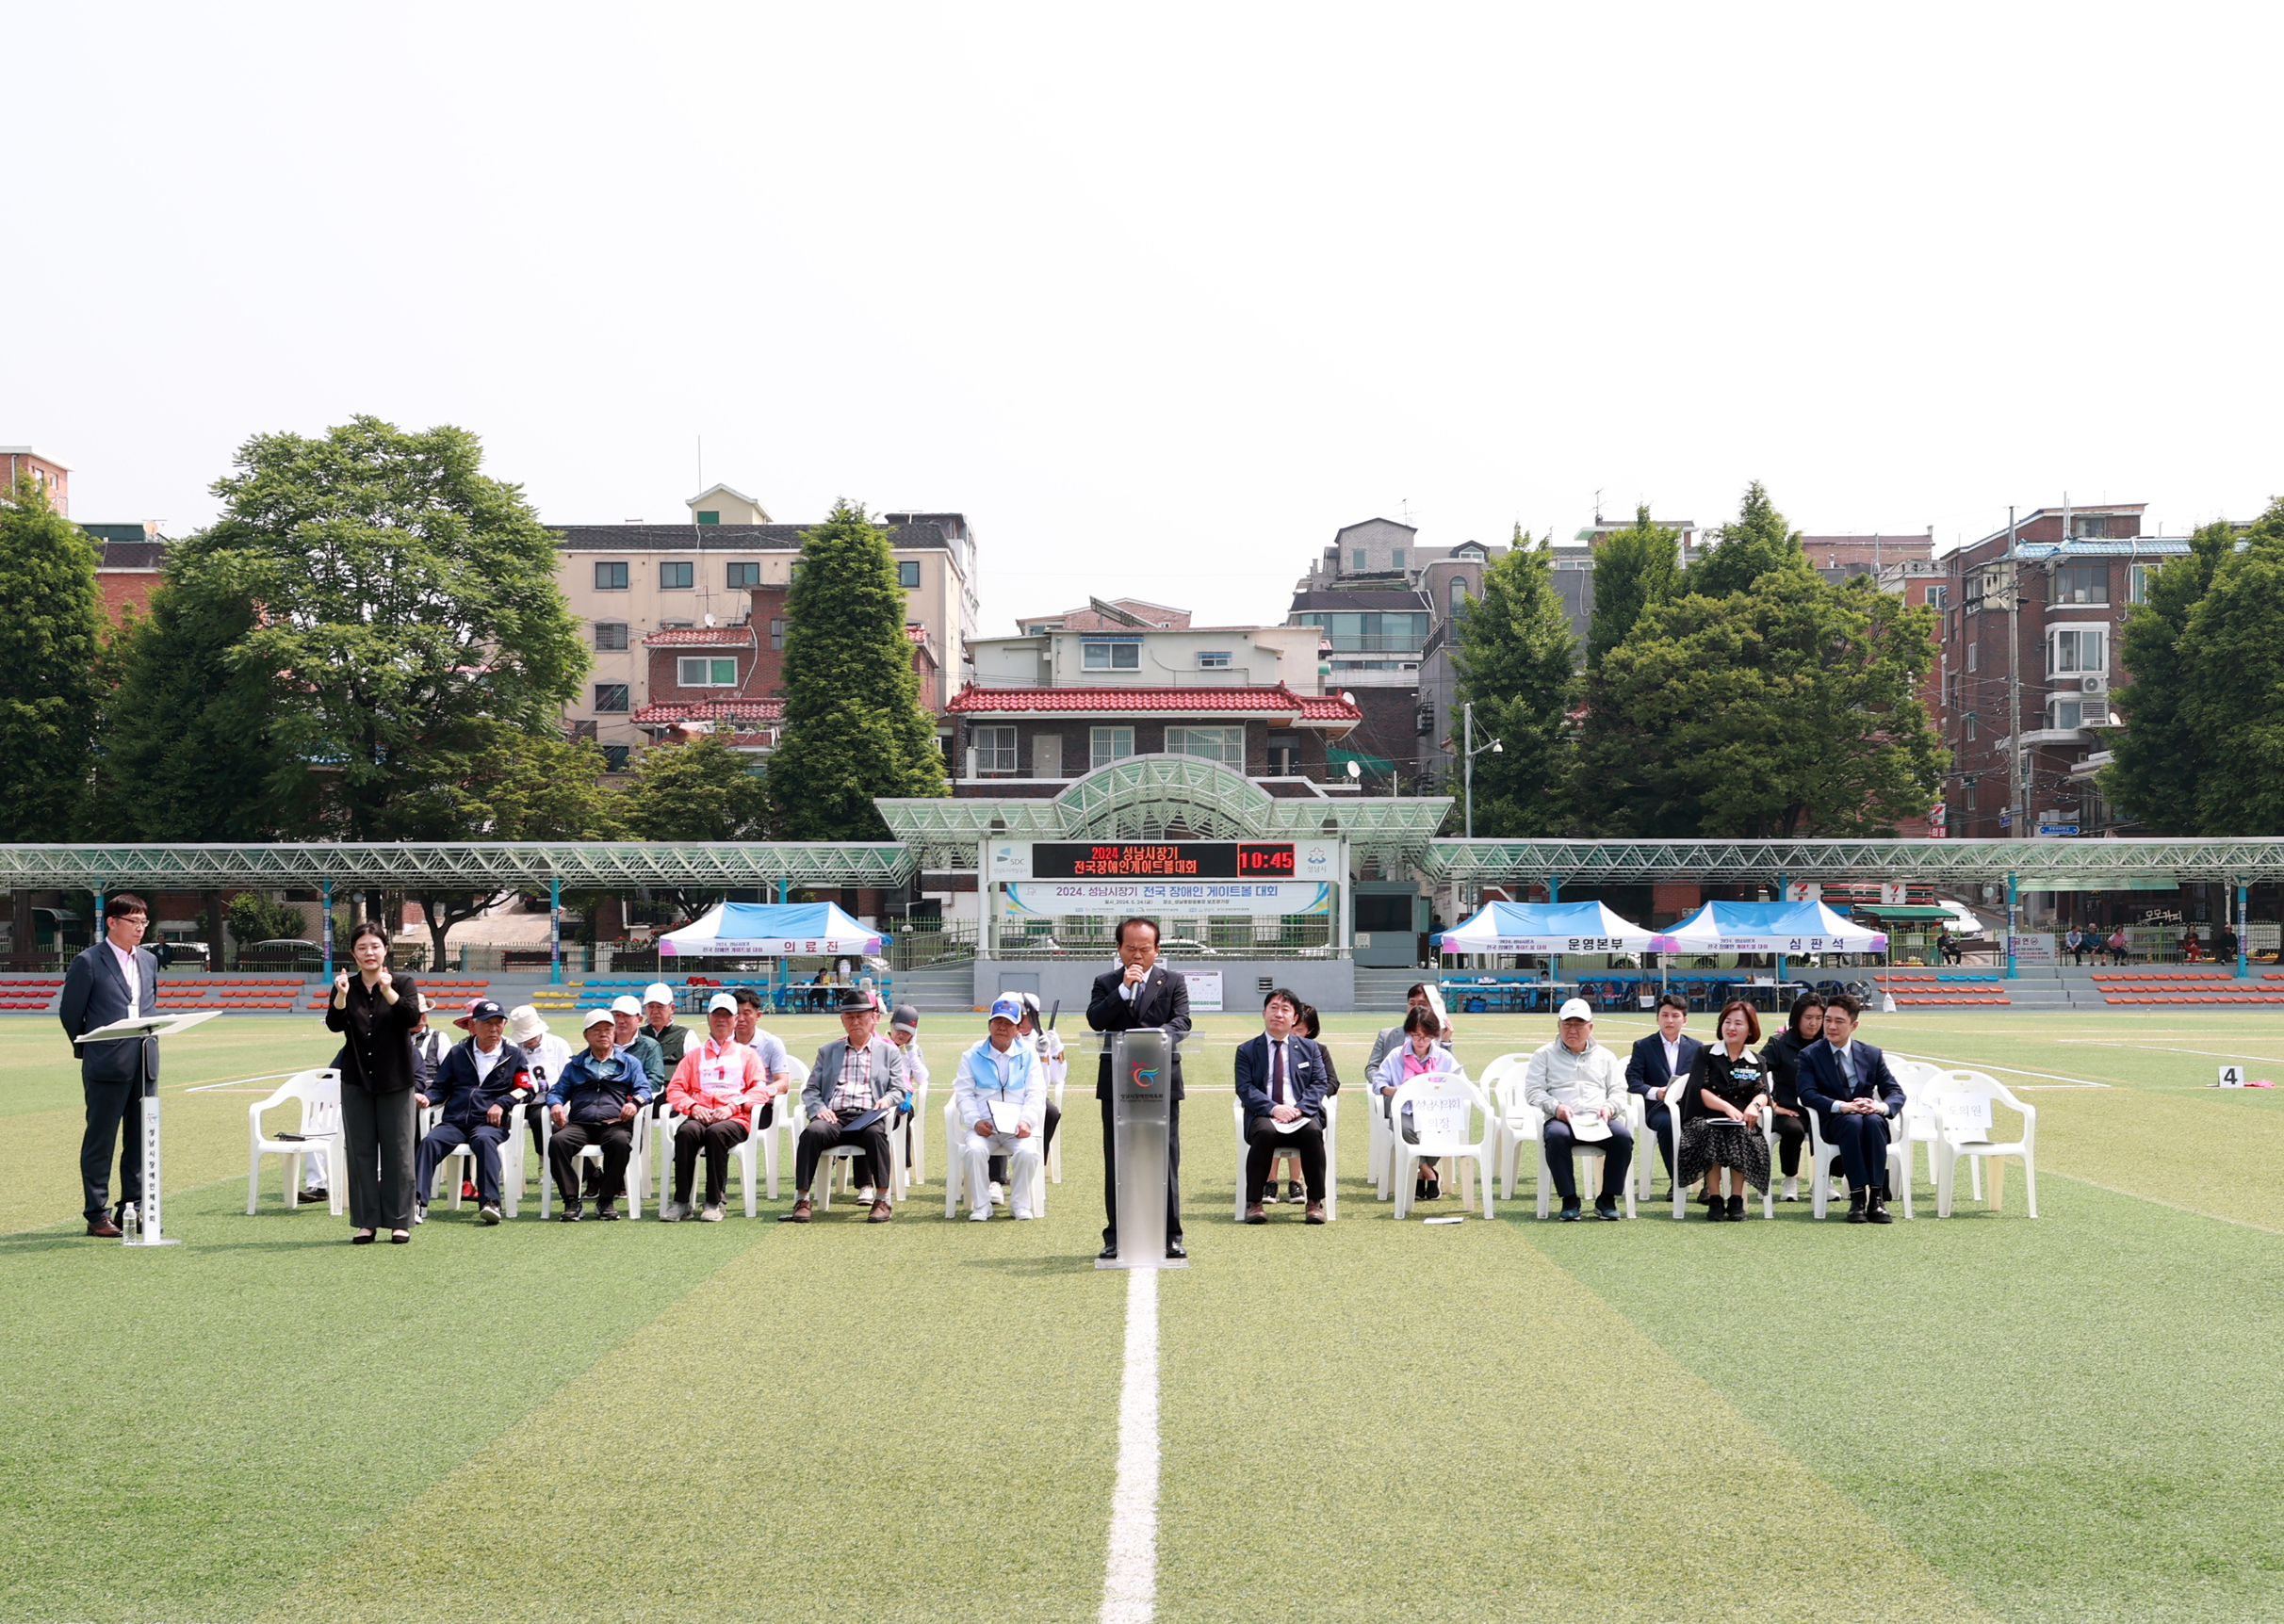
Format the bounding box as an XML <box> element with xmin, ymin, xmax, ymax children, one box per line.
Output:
<box><xmin>620</xmin><ymin>732</ymin><xmax>775</xmax><ymax>918</ymax></box>
<box><xmin>388</xmin><ymin>724</ymin><xmax>628</xmax><ymax>970</ymax></box>
<box><xmin>162</xmin><ymin>416</ymin><xmax>587</xmax><ymax>840</ymax></box>
<box><xmin>224</xmin><ymin>892</ymin><xmax>309</xmax><ymax>950</ymax></box>
<box><xmin>0</xmin><ymin>478</ymin><xmax>104</xmax><ymax>838</ymax></box>
<box><xmin>768</xmin><ymin>500</ymin><xmax>948</xmax><ymax>839</ymax></box>
<box><xmin>1585</xmin><ymin>505</ymin><xmax>1680</xmax><ymax>669</ymax></box>
<box><xmin>1688</xmin><ymin>480</ymin><xmax>1813</xmax><ymax>599</ymax></box>
<box><xmin>1448</xmin><ymin>527</ymin><xmax>1577</xmax><ymax>835</ymax></box>
<box><xmin>2101</xmin><ymin>517</ymin><xmax>2242</xmax><ymax>834</ymax></box>
<box><xmin>1588</xmin><ymin>573</ymin><xmax>1945</xmax><ymax>836</ymax></box>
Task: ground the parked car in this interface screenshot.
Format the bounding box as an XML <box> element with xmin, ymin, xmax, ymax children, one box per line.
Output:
<box><xmin>241</xmin><ymin>937</ymin><xmax>324</xmax><ymax>971</ymax></box>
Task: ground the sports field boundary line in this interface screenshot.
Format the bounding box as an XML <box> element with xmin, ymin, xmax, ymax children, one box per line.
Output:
<box><xmin>1101</xmin><ymin>1266</ymin><xmax>1159</xmax><ymax>1624</ymax></box>
<box><xmin>2044</xmin><ymin>1166</ymin><xmax>2284</xmax><ymax>1236</ymax></box>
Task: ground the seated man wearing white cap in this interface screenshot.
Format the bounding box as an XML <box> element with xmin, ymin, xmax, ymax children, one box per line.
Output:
<box><xmin>612</xmin><ymin>996</ymin><xmax>667</xmax><ymax>1096</ymax></box>
<box><xmin>1523</xmin><ymin>998</ymin><xmax>1634</xmax><ymax>1221</ymax></box>
<box><xmin>661</xmin><ymin>992</ymin><xmax>770</xmax><ymax>1221</ymax></box>
<box><xmin>954</xmin><ymin>996</ymin><xmax>1046</xmax><ymax>1220</ymax></box>
<box><xmin>640</xmin><ymin>983</ymin><xmax>691</xmax><ymax>1074</ymax></box>
<box><xmin>546</xmin><ymin>1010</ymin><xmax>652</xmax><ymax>1221</ymax></box>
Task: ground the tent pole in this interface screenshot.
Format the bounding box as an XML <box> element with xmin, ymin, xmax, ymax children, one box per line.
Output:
<box><xmin>1775</xmin><ymin>870</ymin><xmax>1786</xmax><ymax>991</ymax></box>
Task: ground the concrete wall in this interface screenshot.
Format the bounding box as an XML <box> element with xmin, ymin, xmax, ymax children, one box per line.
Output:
<box><xmin>971</xmin><ymin>956</ymin><xmax>1355</xmax><ymax>1015</ymax></box>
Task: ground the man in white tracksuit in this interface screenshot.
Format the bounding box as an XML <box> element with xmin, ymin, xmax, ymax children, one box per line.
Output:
<box><xmin>955</xmin><ymin>995</ymin><xmax>1046</xmax><ymax>1221</ymax></box>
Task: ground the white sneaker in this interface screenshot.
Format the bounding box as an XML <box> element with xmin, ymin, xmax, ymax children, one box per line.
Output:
<box><xmin>412</xmin><ymin>1206</ymin><xmax>426</xmax><ymax>1226</ymax></box>
<box><xmin>1011</xmin><ymin>1206</ymin><xmax>1035</xmax><ymax>1221</ymax></box>
<box><xmin>1781</xmin><ymin>1177</ymin><xmax>1799</xmax><ymax>1202</ymax></box>
<box><xmin>969</xmin><ymin>1205</ymin><xmax>992</xmax><ymax>1221</ymax></box>
<box><xmin>856</xmin><ymin>1184</ymin><xmax>877</xmax><ymax>1203</ymax></box>
<box><xmin>700</xmin><ymin>1204</ymin><xmax>724</xmax><ymax>1223</ymax></box>
<box><xmin>659</xmin><ymin>1201</ymin><xmax>687</xmax><ymax>1222</ymax></box>
<box><xmin>988</xmin><ymin>1180</ymin><xmax>1006</xmax><ymax>1206</ymax></box>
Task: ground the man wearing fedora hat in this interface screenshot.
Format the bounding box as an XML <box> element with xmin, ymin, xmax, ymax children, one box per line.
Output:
<box><xmin>784</xmin><ymin>988</ymin><xmax>908</xmax><ymax>1224</ymax></box>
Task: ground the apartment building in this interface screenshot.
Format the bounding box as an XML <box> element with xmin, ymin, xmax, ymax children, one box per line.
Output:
<box><xmin>2</xmin><ymin>447</ymin><xmax>68</xmax><ymax>514</ymax></box>
<box><xmin>552</xmin><ymin>489</ymin><xmax>977</xmax><ymax>765</ymax></box>
<box><xmin>1802</xmin><ymin>531</ymin><xmax>1936</xmax><ymax>584</ymax></box>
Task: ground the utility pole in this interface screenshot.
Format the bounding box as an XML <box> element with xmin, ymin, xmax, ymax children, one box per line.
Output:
<box><xmin>1460</xmin><ymin>700</ymin><xmax>1502</xmax><ymax>839</ymax></box>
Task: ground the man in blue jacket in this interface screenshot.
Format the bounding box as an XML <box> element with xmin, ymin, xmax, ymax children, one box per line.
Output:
<box><xmin>1233</xmin><ymin>987</ymin><xmax>1330</xmax><ymax>1225</ymax></box>
<box><xmin>412</xmin><ymin>999</ymin><xmax>530</xmax><ymax>1226</ymax></box>
<box><xmin>1794</xmin><ymin>993</ymin><xmax>1904</xmax><ymax>1225</ymax></box>
<box><xmin>57</xmin><ymin>893</ymin><xmax>162</xmax><ymax>1237</ymax></box>
<box><xmin>546</xmin><ymin>1010</ymin><xmax>651</xmax><ymax>1221</ymax></box>
<box><xmin>1624</xmin><ymin>992</ymin><xmax>1702</xmax><ymax>1192</ymax></box>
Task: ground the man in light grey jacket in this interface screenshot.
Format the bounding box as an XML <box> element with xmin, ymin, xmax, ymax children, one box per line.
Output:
<box><xmin>783</xmin><ymin>990</ymin><xmax>908</xmax><ymax>1224</ymax></box>
<box><xmin>1524</xmin><ymin>997</ymin><xmax>1633</xmax><ymax>1221</ymax></box>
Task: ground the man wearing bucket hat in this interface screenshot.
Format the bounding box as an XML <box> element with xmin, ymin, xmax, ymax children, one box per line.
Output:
<box><xmin>660</xmin><ymin>992</ymin><xmax>771</xmax><ymax>1221</ymax></box>
<box><xmin>412</xmin><ymin>998</ymin><xmax>529</xmax><ymax>1225</ymax></box>
<box><xmin>506</xmin><ymin>1005</ymin><xmax>571</xmax><ymax>1189</ymax></box>
<box><xmin>1524</xmin><ymin>998</ymin><xmax>1634</xmax><ymax>1221</ymax></box>
<box><xmin>545</xmin><ymin>1010</ymin><xmax>651</xmax><ymax>1221</ymax></box>
<box><xmin>783</xmin><ymin>988</ymin><xmax>907</xmax><ymax>1224</ymax></box>
<box><xmin>954</xmin><ymin>996</ymin><xmax>1045</xmax><ymax>1220</ymax></box>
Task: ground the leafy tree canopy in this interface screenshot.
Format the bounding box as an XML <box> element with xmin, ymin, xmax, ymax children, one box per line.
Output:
<box><xmin>0</xmin><ymin>478</ymin><xmax>104</xmax><ymax>838</ymax></box>
<box><xmin>1449</xmin><ymin>527</ymin><xmax>1578</xmax><ymax>836</ymax></box>
<box><xmin>2101</xmin><ymin>518</ymin><xmax>2235</xmax><ymax>834</ymax></box>
<box><xmin>1688</xmin><ymin>480</ymin><xmax>1816</xmax><ymax>599</ymax></box>
<box><xmin>1585</xmin><ymin>505</ymin><xmax>1680</xmax><ymax>669</ymax></box>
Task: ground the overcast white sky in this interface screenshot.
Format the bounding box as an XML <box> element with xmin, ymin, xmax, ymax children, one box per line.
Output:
<box><xmin>8</xmin><ymin>2</ymin><xmax>2279</xmax><ymax>636</ymax></box>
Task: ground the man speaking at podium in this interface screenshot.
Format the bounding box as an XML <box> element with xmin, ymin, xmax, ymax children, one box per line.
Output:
<box><xmin>57</xmin><ymin>893</ymin><xmax>161</xmax><ymax>1237</ymax></box>
<box><xmin>1087</xmin><ymin>916</ymin><xmax>1189</xmax><ymax>1261</ymax></box>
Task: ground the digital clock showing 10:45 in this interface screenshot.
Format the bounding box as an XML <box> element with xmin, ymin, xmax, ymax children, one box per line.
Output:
<box><xmin>1030</xmin><ymin>842</ymin><xmax>1297</xmax><ymax>879</ymax></box>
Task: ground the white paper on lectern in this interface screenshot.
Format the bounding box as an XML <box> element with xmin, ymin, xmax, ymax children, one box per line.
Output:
<box><xmin>78</xmin><ymin>1009</ymin><xmax>224</xmax><ymax>1044</ymax></box>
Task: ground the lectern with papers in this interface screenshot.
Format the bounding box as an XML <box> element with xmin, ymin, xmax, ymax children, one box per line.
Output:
<box><xmin>1097</xmin><ymin>1026</ymin><xmax>1186</xmax><ymax>1269</ymax></box>
<box><xmin>76</xmin><ymin>1009</ymin><xmax>221</xmax><ymax>1247</ymax></box>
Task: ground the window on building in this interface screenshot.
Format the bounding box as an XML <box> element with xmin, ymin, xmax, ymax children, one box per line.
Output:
<box><xmin>2049</xmin><ymin>563</ymin><xmax>2110</xmax><ymax>605</ymax></box>
<box><xmin>594</xmin><ymin>561</ymin><xmax>629</xmax><ymax>591</ymax></box>
<box><xmin>2072</xmin><ymin>514</ymin><xmax>2117</xmax><ymax>539</ymax></box>
<box><xmin>1090</xmin><ymin>726</ymin><xmax>1135</xmax><ymax>770</ymax></box>
<box><xmin>971</xmin><ymin>724</ymin><xmax>1018</xmax><ymax>775</ymax></box>
<box><xmin>678</xmin><ymin>658</ymin><xmax>738</xmax><ymax>687</ymax></box>
<box><xmin>1926</xmin><ymin>586</ymin><xmax>1947</xmax><ymax>609</ymax></box>
<box><xmin>769</xmin><ymin>618</ymin><xmax>785</xmax><ymax>651</ymax></box>
<box><xmin>1965</xmin><ymin>778</ymin><xmax>1979</xmax><ymax>811</ymax></box>
<box><xmin>2051</xmin><ymin>699</ymin><xmax>2083</xmax><ymax>730</ymax></box>
<box><xmin>1391</xmin><ymin>549</ymin><xmax>1405</xmax><ymax>570</ymax></box>
<box><xmin>1082</xmin><ymin>636</ymin><xmax>1142</xmax><ymax>671</ymax></box>
<box><xmin>1355</xmin><ymin>893</ymin><xmax>1414</xmax><ymax>934</ymax></box>
<box><xmin>898</xmin><ymin>560</ymin><xmax>922</xmax><ymax>589</ymax></box>
<box><xmin>659</xmin><ymin>561</ymin><xmax>694</xmax><ymax>589</ymax></box>
<box><xmin>660</xmin><ymin>620</ymin><xmax>693</xmax><ymax>630</ymax></box>
<box><xmin>601</xmin><ymin>744</ymin><xmax>631</xmax><ymax>771</ymax></box>
<box><xmin>1966</xmin><ymin>711</ymin><xmax>1977</xmax><ymax>740</ymax></box>
<box><xmin>593</xmin><ymin>622</ymin><xmax>628</xmax><ymax>651</ymax></box>
<box><xmin>1352</xmin><ymin>549</ymin><xmax>1367</xmax><ymax>570</ymax></box>
<box><xmin>1197</xmin><ymin>650</ymin><xmax>1232</xmax><ymax>669</ymax></box>
<box><xmin>569</xmin><ymin>720</ymin><xmax>597</xmax><ymax>741</ymax></box>
<box><xmin>726</xmin><ymin>561</ymin><xmax>760</xmax><ymax>588</ymax></box>
<box><xmin>695</xmin><ymin>511</ymin><xmax>721</xmax><ymax>526</ymax></box>
<box><xmin>1316</xmin><ymin>611</ymin><xmax>1430</xmax><ymax>653</ymax></box>
<box><xmin>1966</xmin><ymin>642</ymin><xmax>1978</xmax><ymax>674</ymax></box>
<box><xmin>1166</xmin><ymin>725</ymin><xmax>1244</xmax><ymax>766</ymax></box>
<box><xmin>595</xmin><ymin>683</ymin><xmax>629</xmax><ymax>713</ymax></box>
<box><xmin>1450</xmin><ymin>577</ymin><xmax>1467</xmax><ymax>616</ymax></box>
<box><xmin>2130</xmin><ymin>563</ymin><xmax>2162</xmax><ymax>603</ymax></box>
<box><xmin>1265</xmin><ymin>731</ymin><xmax>1299</xmax><ymax>775</ymax></box>
<box><xmin>2050</xmin><ymin>627</ymin><xmax>2107</xmax><ymax>674</ymax></box>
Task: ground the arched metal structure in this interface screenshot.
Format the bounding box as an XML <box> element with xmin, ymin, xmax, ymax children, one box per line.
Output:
<box><xmin>1420</xmin><ymin>836</ymin><xmax>2284</xmax><ymax>885</ymax></box>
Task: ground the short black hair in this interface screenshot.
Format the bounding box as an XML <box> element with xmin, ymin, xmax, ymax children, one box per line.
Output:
<box><xmin>346</xmin><ymin>918</ymin><xmax>388</xmax><ymax>949</ymax></box>
<box><xmin>1786</xmin><ymin>992</ymin><xmax>1827</xmax><ymax>1038</ymax></box>
<box><xmin>1402</xmin><ymin>1005</ymin><xmax>1443</xmax><ymax>1038</ymax></box>
<box><xmin>732</xmin><ymin>986</ymin><xmax>764</xmax><ymax>1009</ymax></box>
<box><xmin>1263</xmin><ymin>986</ymin><xmax>1300</xmax><ymax>1014</ymax></box>
<box><xmin>1656</xmin><ymin>991</ymin><xmax>1689</xmax><ymax>1015</ymax></box>
<box><xmin>106</xmin><ymin>892</ymin><xmax>148</xmax><ymax>918</ymax></box>
<box><xmin>1406</xmin><ymin>983</ymin><xmax>1430</xmax><ymax>1001</ymax></box>
<box><xmin>1116</xmin><ymin>917</ymin><xmax>1160</xmax><ymax>947</ymax></box>
<box><xmin>1295</xmin><ymin>1002</ymin><xmax>1322</xmax><ymax>1040</ymax></box>
<box><xmin>1825</xmin><ymin>992</ymin><xmax>1863</xmax><ymax>1019</ymax></box>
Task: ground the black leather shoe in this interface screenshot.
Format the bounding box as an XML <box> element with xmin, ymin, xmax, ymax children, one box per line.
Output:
<box><xmin>1166</xmin><ymin>1239</ymin><xmax>1186</xmax><ymax>1260</ymax></box>
<box><xmin>1846</xmin><ymin>1191</ymin><xmax>1868</xmax><ymax>1225</ymax></box>
<box><xmin>1726</xmin><ymin>1194</ymin><xmax>1745</xmax><ymax>1222</ymax></box>
<box><xmin>1866</xmin><ymin>1193</ymin><xmax>1893</xmax><ymax>1225</ymax></box>
<box><xmin>300</xmin><ymin>1187</ymin><xmax>330</xmax><ymax>1204</ymax></box>
<box><xmin>1098</xmin><ymin>1242</ymin><xmax>1118</xmax><ymax>1260</ymax></box>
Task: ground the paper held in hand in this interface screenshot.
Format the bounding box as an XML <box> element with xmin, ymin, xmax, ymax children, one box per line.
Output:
<box><xmin>1271</xmin><ymin>1112</ymin><xmax>1310</xmax><ymax>1135</ymax></box>
<box><xmin>1564</xmin><ymin>1106</ymin><xmax>1612</xmax><ymax>1143</ymax></box>
<box><xmin>987</xmin><ymin>1099</ymin><xmax>1024</xmax><ymax>1135</ymax></box>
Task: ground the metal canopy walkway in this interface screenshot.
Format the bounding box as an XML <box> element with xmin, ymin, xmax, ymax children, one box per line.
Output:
<box><xmin>0</xmin><ymin>842</ymin><xmax>916</xmax><ymax>889</ymax></box>
<box><xmin>1421</xmin><ymin>837</ymin><xmax>2284</xmax><ymax>885</ymax></box>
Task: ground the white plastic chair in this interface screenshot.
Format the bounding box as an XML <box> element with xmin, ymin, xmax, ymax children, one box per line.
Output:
<box><xmin>1480</xmin><ymin>1054</ymin><xmax>1538</xmax><ymax>1200</ymax></box>
<box><xmin>941</xmin><ymin>1095</ymin><xmax>1047</xmax><ymax>1219</ymax></box>
<box><xmin>538</xmin><ymin>1108</ymin><xmax>650</xmax><ymax>1219</ymax></box>
<box><xmin>1884</xmin><ymin>1057</ymin><xmax>1945</xmax><ymax>1194</ymax></box>
<box><xmin>247</xmin><ymin>1069</ymin><xmax>345</xmax><ymax>1215</ymax></box>
<box><xmin>419</xmin><ymin>1103</ymin><xmax>527</xmax><ymax>1219</ymax></box>
<box><xmin>1229</xmin><ymin>1095</ymin><xmax>1340</xmax><ymax>1221</ymax></box>
<box><xmin>1929</xmin><ymin>1070</ymin><xmax>2038</xmax><ymax>1218</ymax></box>
<box><xmin>1533</xmin><ymin>1098</ymin><xmax>1640</xmax><ymax>1220</ymax></box>
<box><xmin>1388</xmin><ymin>1073</ymin><xmax>1493</xmax><ymax>1220</ymax></box>
<box><xmin>653</xmin><ymin>1101</ymin><xmax>777</xmax><ymax>1216</ymax></box>
<box><xmin>1805</xmin><ymin>1103</ymin><xmax>1912</xmax><ymax>1220</ymax></box>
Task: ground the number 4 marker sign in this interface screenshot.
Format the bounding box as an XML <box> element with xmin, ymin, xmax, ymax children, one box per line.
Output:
<box><xmin>2218</xmin><ymin>1064</ymin><xmax>2246</xmax><ymax>1088</ymax></box>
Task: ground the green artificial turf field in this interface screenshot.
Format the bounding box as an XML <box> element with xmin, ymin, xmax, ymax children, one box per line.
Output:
<box><xmin>7</xmin><ymin>1006</ymin><xmax>2284</xmax><ymax>1622</ymax></box>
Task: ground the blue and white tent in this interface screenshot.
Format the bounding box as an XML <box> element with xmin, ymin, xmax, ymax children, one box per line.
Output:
<box><xmin>658</xmin><ymin>901</ymin><xmax>882</xmax><ymax>959</ymax></box>
<box><xmin>1436</xmin><ymin>901</ymin><xmax>1656</xmax><ymax>955</ymax></box>
<box><xmin>1648</xmin><ymin>900</ymin><xmax>1886</xmax><ymax>955</ymax></box>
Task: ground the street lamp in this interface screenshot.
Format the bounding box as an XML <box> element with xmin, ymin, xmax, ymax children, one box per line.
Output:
<box><xmin>1460</xmin><ymin>700</ymin><xmax>1503</xmax><ymax>839</ymax></box>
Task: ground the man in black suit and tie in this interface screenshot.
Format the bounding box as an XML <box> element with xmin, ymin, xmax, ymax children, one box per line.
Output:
<box><xmin>1233</xmin><ymin>987</ymin><xmax>1330</xmax><ymax>1224</ymax></box>
<box><xmin>1087</xmin><ymin>916</ymin><xmax>1190</xmax><ymax>1260</ymax></box>
<box><xmin>57</xmin><ymin>893</ymin><xmax>163</xmax><ymax>1237</ymax></box>
<box><xmin>1794</xmin><ymin>993</ymin><xmax>1904</xmax><ymax>1225</ymax></box>
<box><xmin>1624</xmin><ymin>992</ymin><xmax>1702</xmax><ymax>1189</ymax></box>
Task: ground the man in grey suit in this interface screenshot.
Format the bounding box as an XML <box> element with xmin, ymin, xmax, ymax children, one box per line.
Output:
<box><xmin>57</xmin><ymin>893</ymin><xmax>163</xmax><ymax>1237</ymax></box>
<box><xmin>782</xmin><ymin>989</ymin><xmax>909</xmax><ymax>1224</ymax></box>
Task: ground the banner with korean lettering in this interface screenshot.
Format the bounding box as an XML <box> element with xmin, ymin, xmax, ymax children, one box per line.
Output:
<box><xmin>1000</xmin><ymin>881</ymin><xmax>1332</xmax><ymax>918</ymax></box>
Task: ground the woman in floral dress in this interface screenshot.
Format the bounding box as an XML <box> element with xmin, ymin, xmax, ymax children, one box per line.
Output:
<box><xmin>1677</xmin><ymin>999</ymin><xmax>1771</xmax><ymax>1220</ymax></box>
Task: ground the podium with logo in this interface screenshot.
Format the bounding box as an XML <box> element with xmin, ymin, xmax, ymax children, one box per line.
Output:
<box><xmin>77</xmin><ymin>1008</ymin><xmax>221</xmax><ymax>1247</ymax></box>
<box><xmin>1097</xmin><ymin>1026</ymin><xmax>1186</xmax><ymax>1269</ymax></box>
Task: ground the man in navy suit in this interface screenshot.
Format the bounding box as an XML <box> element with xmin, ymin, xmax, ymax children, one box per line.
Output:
<box><xmin>1794</xmin><ymin>993</ymin><xmax>1904</xmax><ymax>1225</ymax></box>
<box><xmin>1233</xmin><ymin>987</ymin><xmax>1330</xmax><ymax>1225</ymax></box>
<box><xmin>57</xmin><ymin>893</ymin><xmax>163</xmax><ymax>1237</ymax></box>
<box><xmin>1087</xmin><ymin>916</ymin><xmax>1190</xmax><ymax>1260</ymax></box>
<box><xmin>1624</xmin><ymin>992</ymin><xmax>1702</xmax><ymax>1188</ymax></box>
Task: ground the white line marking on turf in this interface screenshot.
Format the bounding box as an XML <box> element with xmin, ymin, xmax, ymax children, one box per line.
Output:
<box><xmin>1101</xmin><ymin>1266</ymin><xmax>1160</xmax><ymax>1624</ymax></box>
<box><xmin>185</xmin><ymin>1070</ymin><xmax>302</xmax><ymax>1093</ymax></box>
